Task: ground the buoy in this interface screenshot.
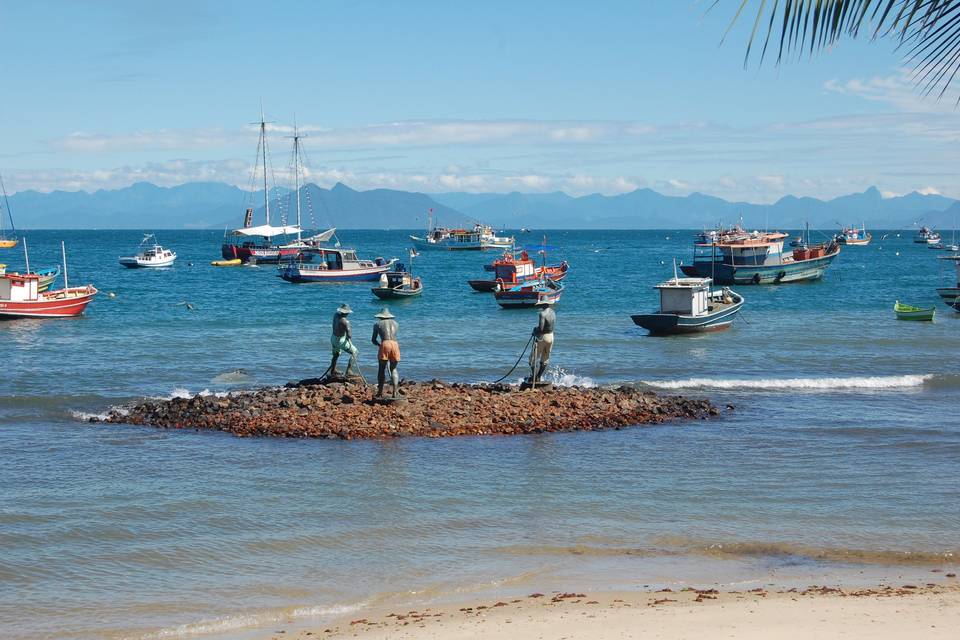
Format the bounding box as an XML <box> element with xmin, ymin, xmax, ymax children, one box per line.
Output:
<box><xmin>107</xmin><ymin>292</ymin><xmax>117</xmax><ymax>298</ymax></box>
<box><xmin>895</xmin><ymin>251</ymin><xmax>900</xmax><ymax>256</ymax></box>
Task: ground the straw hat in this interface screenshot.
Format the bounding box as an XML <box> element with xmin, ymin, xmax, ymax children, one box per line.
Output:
<box><xmin>336</xmin><ymin>304</ymin><xmax>353</xmax><ymax>315</ymax></box>
<box><xmin>374</xmin><ymin>307</ymin><xmax>395</xmax><ymax>319</ymax></box>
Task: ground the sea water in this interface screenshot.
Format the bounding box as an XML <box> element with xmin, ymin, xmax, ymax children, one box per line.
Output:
<box><xmin>1</xmin><ymin>229</ymin><xmax>958</xmax><ymax>639</ymax></box>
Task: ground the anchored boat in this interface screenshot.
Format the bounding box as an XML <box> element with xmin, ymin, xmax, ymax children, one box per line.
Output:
<box><xmin>468</xmin><ymin>249</ymin><xmax>568</xmax><ymax>292</ymax></box>
<box><xmin>680</xmin><ymin>224</ymin><xmax>840</xmax><ymax>285</ymax></box>
<box><xmin>894</xmin><ymin>300</ymin><xmax>935</xmax><ymax>321</ymax></box>
<box><xmin>494</xmin><ymin>276</ymin><xmax>563</xmax><ymax>308</ymax></box>
<box><xmin>372</xmin><ymin>261</ymin><xmax>422</xmax><ymax>299</ymax></box>
<box><xmin>0</xmin><ymin>240</ymin><xmax>97</xmax><ymax>319</ymax></box>
<box><xmin>279</xmin><ymin>247</ymin><xmax>396</xmax><ymax>283</ymax></box>
<box><xmin>119</xmin><ymin>234</ymin><xmax>177</xmax><ymax>268</ymax></box>
<box><xmin>631</xmin><ymin>275</ymin><xmax>744</xmax><ymax>335</ymax></box>
<box><xmin>836</xmin><ymin>224</ymin><xmax>871</xmax><ymax>245</ymax></box>
<box><xmin>914</xmin><ymin>226</ymin><xmax>941</xmax><ymax>244</ymax></box>
<box><xmin>410</xmin><ymin>210</ymin><xmax>513</xmax><ymax>251</ymax></box>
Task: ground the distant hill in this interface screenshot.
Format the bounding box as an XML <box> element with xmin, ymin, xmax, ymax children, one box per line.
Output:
<box><xmin>8</xmin><ymin>181</ymin><xmax>957</xmax><ymax>230</ymax></box>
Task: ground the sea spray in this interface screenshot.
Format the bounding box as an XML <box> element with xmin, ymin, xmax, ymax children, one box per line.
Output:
<box><xmin>641</xmin><ymin>374</ymin><xmax>934</xmax><ymax>392</ymax></box>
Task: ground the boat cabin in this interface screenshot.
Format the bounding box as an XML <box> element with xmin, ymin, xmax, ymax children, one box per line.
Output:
<box><xmin>693</xmin><ymin>231</ymin><xmax>801</xmax><ymax>267</ymax></box>
<box><xmin>1</xmin><ymin>272</ymin><xmax>40</xmax><ymax>302</ymax></box>
<box><xmin>493</xmin><ymin>253</ymin><xmax>536</xmax><ymax>283</ymax></box>
<box><xmin>654</xmin><ymin>277</ymin><xmax>712</xmax><ymax>317</ymax></box>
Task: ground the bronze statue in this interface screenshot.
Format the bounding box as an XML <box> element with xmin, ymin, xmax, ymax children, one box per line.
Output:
<box><xmin>529</xmin><ymin>306</ymin><xmax>556</xmax><ymax>384</ymax></box>
<box><xmin>329</xmin><ymin>304</ymin><xmax>359</xmax><ymax>378</ymax></box>
<box><xmin>371</xmin><ymin>307</ymin><xmax>400</xmax><ymax>398</ymax></box>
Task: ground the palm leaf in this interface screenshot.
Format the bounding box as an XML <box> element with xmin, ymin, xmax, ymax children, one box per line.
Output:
<box><xmin>718</xmin><ymin>0</ymin><xmax>960</xmax><ymax>100</ymax></box>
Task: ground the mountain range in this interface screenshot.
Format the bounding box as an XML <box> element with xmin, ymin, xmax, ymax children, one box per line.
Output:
<box><xmin>5</xmin><ymin>181</ymin><xmax>959</xmax><ymax>230</ymax></box>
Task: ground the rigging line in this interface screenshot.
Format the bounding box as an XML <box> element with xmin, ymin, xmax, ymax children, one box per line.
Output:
<box><xmin>297</xmin><ymin>144</ymin><xmax>320</xmax><ymax>230</ymax></box>
<box><xmin>0</xmin><ymin>173</ymin><xmax>12</xmax><ymax>234</ymax></box>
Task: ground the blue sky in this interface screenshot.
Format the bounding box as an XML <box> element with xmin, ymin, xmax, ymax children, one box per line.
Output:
<box><xmin>1</xmin><ymin>0</ymin><xmax>956</xmax><ymax>202</ymax></box>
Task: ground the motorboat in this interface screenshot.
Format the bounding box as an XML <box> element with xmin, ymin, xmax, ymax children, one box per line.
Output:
<box><xmin>372</xmin><ymin>262</ymin><xmax>422</xmax><ymax>299</ymax></box>
<box><xmin>279</xmin><ymin>247</ymin><xmax>396</xmax><ymax>283</ymax></box>
<box><xmin>631</xmin><ymin>276</ymin><xmax>744</xmax><ymax>335</ymax></box>
<box><xmin>914</xmin><ymin>226</ymin><xmax>940</xmax><ymax>244</ymax></box>
<box><xmin>119</xmin><ymin>234</ymin><xmax>177</xmax><ymax>268</ymax></box>
<box><xmin>410</xmin><ymin>210</ymin><xmax>514</xmax><ymax>251</ymax></box>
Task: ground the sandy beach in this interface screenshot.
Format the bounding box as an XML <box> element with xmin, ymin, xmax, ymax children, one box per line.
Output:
<box><xmin>263</xmin><ymin>582</ymin><xmax>960</xmax><ymax>640</ymax></box>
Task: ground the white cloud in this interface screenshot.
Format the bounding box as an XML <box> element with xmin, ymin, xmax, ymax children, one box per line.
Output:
<box><xmin>823</xmin><ymin>69</ymin><xmax>955</xmax><ymax>113</ymax></box>
<box><xmin>917</xmin><ymin>186</ymin><xmax>941</xmax><ymax>195</ymax></box>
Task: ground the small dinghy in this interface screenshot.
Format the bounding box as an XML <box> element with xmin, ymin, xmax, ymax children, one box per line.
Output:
<box><xmin>631</xmin><ymin>276</ymin><xmax>744</xmax><ymax>335</ymax></box>
<box><xmin>119</xmin><ymin>234</ymin><xmax>176</xmax><ymax>268</ymax></box>
<box><xmin>211</xmin><ymin>258</ymin><xmax>242</xmax><ymax>267</ymax></box>
<box><xmin>372</xmin><ymin>258</ymin><xmax>422</xmax><ymax>300</ymax></box>
<box><xmin>894</xmin><ymin>301</ymin><xmax>935</xmax><ymax>321</ymax></box>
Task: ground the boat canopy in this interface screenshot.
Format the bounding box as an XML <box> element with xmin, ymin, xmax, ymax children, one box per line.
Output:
<box><xmin>230</xmin><ymin>224</ymin><xmax>302</xmax><ymax>238</ymax></box>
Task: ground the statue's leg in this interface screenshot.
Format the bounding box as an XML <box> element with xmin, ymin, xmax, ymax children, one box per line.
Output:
<box><xmin>390</xmin><ymin>361</ymin><xmax>399</xmax><ymax>398</ymax></box>
<box><xmin>536</xmin><ymin>361</ymin><xmax>549</xmax><ymax>383</ymax></box>
<box><xmin>329</xmin><ymin>352</ymin><xmax>340</xmax><ymax>377</ymax></box>
<box><xmin>346</xmin><ymin>346</ymin><xmax>359</xmax><ymax>377</ymax></box>
<box><xmin>528</xmin><ymin>339</ymin><xmax>538</xmax><ymax>383</ymax></box>
<box><xmin>376</xmin><ymin>360</ymin><xmax>387</xmax><ymax>397</ymax></box>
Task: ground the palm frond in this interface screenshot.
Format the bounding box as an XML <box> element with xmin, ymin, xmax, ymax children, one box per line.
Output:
<box><xmin>720</xmin><ymin>0</ymin><xmax>960</xmax><ymax>100</ymax></box>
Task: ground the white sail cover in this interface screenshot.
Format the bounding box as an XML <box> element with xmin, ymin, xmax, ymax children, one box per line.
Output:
<box><xmin>230</xmin><ymin>224</ymin><xmax>302</xmax><ymax>238</ymax></box>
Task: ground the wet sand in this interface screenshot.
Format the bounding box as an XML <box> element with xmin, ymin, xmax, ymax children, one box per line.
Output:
<box><xmin>263</xmin><ymin>582</ymin><xmax>960</xmax><ymax>640</ymax></box>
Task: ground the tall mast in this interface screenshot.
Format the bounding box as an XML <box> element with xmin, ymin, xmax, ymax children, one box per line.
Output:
<box><xmin>293</xmin><ymin>117</ymin><xmax>302</xmax><ymax>241</ymax></box>
<box><xmin>260</xmin><ymin>102</ymin><xmax>270</xmax><ymax>226</ymax></box>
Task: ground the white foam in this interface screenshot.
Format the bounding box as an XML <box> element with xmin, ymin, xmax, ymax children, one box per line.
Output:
<box><xmin>642</xmin><ymin>374</ymin><xmax>933</xmax><ymax>391</ymax></box>
<box><xmin>142</xmin><ymin>602</ymin><xmax>365</xmax><ymax>639</ymax></box>
<box><xmin>546</xmin><ymin>367</ymin><xmax>597</xmax><ymax>388</ymax></box>
<box><xmin>70</xmin><ymin>410</ymin><xmax>111</xmax><ymax>421</ymax></box>
<box><xmin>154</xmin><ymin>388</ymin><xmax>228</xmax><ymax>401</ymax></box>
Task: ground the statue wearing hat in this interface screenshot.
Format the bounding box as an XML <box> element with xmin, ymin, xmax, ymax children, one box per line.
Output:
<box><xmin>371</xmin><ymin>307</ymin><xmax>400</xmax><ymax>398</ymax></box>
<box><xmin>329</xmin><ymin>304</ymin><xmax>359</xmax><ymax>378</ymax></box>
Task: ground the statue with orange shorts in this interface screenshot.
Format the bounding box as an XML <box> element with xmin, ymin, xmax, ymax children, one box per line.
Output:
<box><xmin>371</xmin><ymin>308</ymin><xmax>401</xmax><ymax>398</ymax></box>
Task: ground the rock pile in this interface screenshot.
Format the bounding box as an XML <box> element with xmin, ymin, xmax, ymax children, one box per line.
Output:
<box><xmin>95</xmin><ymin>379</ymin><xmax>720</xmax><ymax>439</ymax></box>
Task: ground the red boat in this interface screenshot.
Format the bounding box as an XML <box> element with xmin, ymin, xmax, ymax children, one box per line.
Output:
<box><xmin>0</xmin><ymin>243</ymin><xmax>97</xmax><ymax>319</ymax></box>
<box><xmin>468</xmin><ymin>250</ymin><xmax>568</xmax><ymax>292</ymax></box>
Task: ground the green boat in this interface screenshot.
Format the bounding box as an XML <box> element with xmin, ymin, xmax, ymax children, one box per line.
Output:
<box><xmin>894</xmin><ymin>300</ymin><xmax>936</xmax><ymax>321</ymax></box>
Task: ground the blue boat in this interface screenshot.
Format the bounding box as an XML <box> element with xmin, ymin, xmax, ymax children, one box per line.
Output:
<box><xmin>494</xmin><ymin>276</ymin><xmax>563</xmax><ymax>308</ymax></box>
<box><xmin>631</xmin><ymin>277</ymin><xmax>744</xmax><ymax>335</ymax></box>
<box><xmin>680</xmin><ymin>227</ymin><xmax>840</xmax><ymax>285</ymax></box>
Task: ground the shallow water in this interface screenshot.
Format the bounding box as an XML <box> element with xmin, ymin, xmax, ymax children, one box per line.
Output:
<box><xmin>1</xmin><ymin>229</ymin><xmax>958</xmax><ymax>639</ymax></box>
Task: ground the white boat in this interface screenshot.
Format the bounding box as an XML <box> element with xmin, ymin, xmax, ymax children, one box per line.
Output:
<box><xmin>410</xmin><ymin>211</ymin><xmax>514</xmax><ymax>251</ymax></box>
<box><xmin>118</xmin><ymin>234</ymin><xmax>176</xmax><ymax>268</ymax></box>
<box><xmin>914</xmin><ymin>226</ymin><xmax>940</xmax><ymax>244</ymax></box>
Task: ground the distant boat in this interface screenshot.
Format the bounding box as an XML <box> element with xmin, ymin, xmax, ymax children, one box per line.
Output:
<box><xmin>371</xmin><ymin>261</ymin><xmax>422</xmax><ymax>299</ymax></box>
<box><xmin>279</xmin><ymin>247</ymin><xmax>396</xmax><ymax>283</ymax></box>
<box><xmin>410</xmin><ymin>210</ymin><xmax>514</xmax><ymax>251</ymax></box>
<box><xmin>0</xmin><ymin>173</ymin><xmax>17</xmax><ymax>249</ymax></box>
<box><xmin>119</xmin><ymin>234</ymin><xmax>177</xmax><ymax>268</ymax></box>
<box><xmin>680</xmin><ymin>224</ymin><xmax>840</xmax><ymax>285</ymax></box>
<box><xmin>836</xmin><ymin>224</ymin><xmax>871</xmax><ymax>245</ymax></box>
<box><xmin>631</xmin><ymin>275</ymin><xmax>744</xmax><ymax>335</ymax></box>
<box><xmin>0</xmin><ymin>240</ymin><xmax>97</xmax><ymax>319</ymax></box>
<box><xmin>914</xmin><ymin>226</ymin><xmax>940</xmax><ymax>244</ymax></box>
<box><xmin>894</xmin><ymin>300</ymin><xmax>935</xmax><ymax>321</ymax></box>
<box><xmin>494</xmin><ymin>276</ymin><xmax>563</xmax><ymax>308</ymax></box>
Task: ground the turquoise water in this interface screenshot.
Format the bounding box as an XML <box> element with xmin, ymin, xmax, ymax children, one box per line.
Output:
<box><xmin>2</xmin><ymin>230</ymin><xmax>959</xmax><ymax>639</ymax></box>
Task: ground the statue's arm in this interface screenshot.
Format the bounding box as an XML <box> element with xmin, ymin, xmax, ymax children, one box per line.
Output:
<box><xmin>371</xmin><ymin>325</ymin><xmax>380</xmax><ymax>346</ymax></box>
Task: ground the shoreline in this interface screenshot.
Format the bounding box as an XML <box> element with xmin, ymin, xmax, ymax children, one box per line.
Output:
<box><xmin>261</xmin><ymin>581</ymin><xmax>960</xmax><ymax>640</ymax></box>
<box><xmin>93</xmin><ymin>379</ymin><xmax>721</xmax><ymax>439</ymax></box>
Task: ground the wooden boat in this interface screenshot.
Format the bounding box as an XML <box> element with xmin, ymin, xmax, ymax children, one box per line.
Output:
<box><xmin>211</xmin><ymin>258</ymin><xmax>242</xmax><ymax>267</ymax></box>
<box><xmin>631</xmin><ymin>276</ymin><xmax>744</xmax><ymax>335</ymax></box>
<box><xmin>410</xmin><ymin>210</ymin><xmax>513</xmax><ymax>251</ymax></box>
<box><xmin>836</xmin><ymin>224</ymin><xmax>871</xmax><ymax>245</ymax></box>
<box><xmin>372</xmin><ymin>263</ymin><xmax>422</xmax><ymax>299</ymax></box>
<box><xmin>0</xmin><ymin>173</ymin><xmax>16</xmax><ymax>249</ymax></box>
<box><xmin>468</xmin><ymin>250</ymin><xmax>568</xmax><ymax>292</ymax></box>
<box><xmin>279</xmin><ymin>247</ymin><xmax>396</xmax><ymax>283</ymax></box>
<box><xmin>494</xmin><ymin>276</ymin><xmax>563</xmax><ymax>308</ymax></box>
<box><xmin>680</xmin><ymin>224</ymin><xmax>840</xmax><ymax>285</ymax></box>
<box><xmin>0</xmin><ymin>264</ymin><xmax>59</xmax><ymax>292</ymax></box>
<box><xmin>0</xmin><ymin>241</ymin><xmax>96</xmax><ymax>319</ymax></box>
<box><xmin>894</xmin><ymin>300</ymin><xmax>935</xmax><ymax>321</ymax></box>
<box><xmin>119</xmin><ymin>234</ymin><xmax>177</xmax><ymax>268</ymax></box>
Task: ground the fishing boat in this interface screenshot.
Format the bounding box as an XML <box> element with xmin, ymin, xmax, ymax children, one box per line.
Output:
<box><xmin>119</xmin><ymin>234</ymin><xmax>177</xmax><ymax>268</ymax></box>
<box><xmin>936</xmin><ymin>255</ymin><xmax>960</xmax><ymax>304</ymax></box>
<box><xmin>836</xmin><ymin>224</ymin><xmax>871</xmax><ymax>245</ymax></box>
<box><xmin>220</xmin><ymin>107</ymin><xmax>307</xmax><ymax>264</ymax></box>
<box><xmin>894</xmin><ymin>300</ymin><xmax>935</xmax><ymax>321</ymax></box>
<box><xmin>468</xmin><ymin>249</ymin><xmax>569</xmax><ymax>292</ymax></box>
<box><xmin>631</xmin><ymin>274</ymin><xmax>744</xmax><ymax>335</ymax></box>
<box><xmin>494</xmin><ymin>276</ymin><xmax>563</xmax><ymax>308</ymax></box>
<box><xmin>0</xmin><ymin>173</ymin><xmax>16</xmax><ymax>249</ymax></box>
<box><xmin>279</xmin><ymin>247</ymin><xmax>396</xmax><ymax>283</ymax></box>
<box><xmin>410</xmin><ymin>210</ymin><xmax>513</xmax><ymax>251</ymax></box>
<box><xmin>371</xmin><ymin>259</ymin><xmax>422</xmax><ymax>299</ymax></box>
<box><xmin>914</xmin><ymin>226</ymin><xmax>941</xmax><ymax>244</ymax></box>
<box><xmin>0</xmin><ymin>264</ymin><xmax>59</xmax><ymax>292</ymax></box>
<box><xmin>0</xmin><ymin>241</ymin><xmax>97</xmax><ymax>319</ymax></box>
<box><xmin>680</xmin><ymin>224</ymin><xmax>840</xmax><ymax>285</ymax></box>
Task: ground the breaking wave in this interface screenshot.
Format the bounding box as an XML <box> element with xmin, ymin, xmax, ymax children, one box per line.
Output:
<box><xmin>641</xmin><ymin>374</ymin><xmax>936</xmax><ymax>392</ymax></box>
<box><xmin>143</xmin><ymin>602</ymin><xmax>366</xmax><ymax>639</ymax></box>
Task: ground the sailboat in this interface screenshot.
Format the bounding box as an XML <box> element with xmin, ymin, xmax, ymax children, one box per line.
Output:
<box><xmin>0</xmin><ymin>173</ymin><xmax>17</xmax><ymax>249</ymax></box>
<box><xmin>220</xmin><ymin>106</ymin><xmax>304</xmax><ymax>264</ymax></box>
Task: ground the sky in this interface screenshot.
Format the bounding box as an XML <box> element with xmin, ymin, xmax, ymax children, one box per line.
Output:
<box><xmin>1</xmin><ymin>0</ymin><xmax>958</xmax><ymax>202</ymax></box>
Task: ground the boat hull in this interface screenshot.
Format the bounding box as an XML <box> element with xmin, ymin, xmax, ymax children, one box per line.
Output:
<box><xmin>937</xmin><ymin>287</ymin><xmax>960</xmax><ymax>302</ymax></box>
<box><xmin>280</xmin><ymin>263</ymin><xmax>394</xmax><ymax>283</ymax></box>
<box><xmin>680</xmin><ymin>250</ymin><xmax>839</xmax><ymax>285</ymax></box>
<box><xmin>410</xmin><ymin>236</ymin><xmax>510</xmax><ymax>251</ymax></box>
<box><xmin>631</xmin><ymin>297</ymin><xmax>744</xmax><ymax>335</ymax></box>
<box><xmin>494</xmin><ymin>287</ymin><xmax>563</xmax><ymax>308</ymax></box>
<box><xmin>222</xmin><ymin>243</ymin><xmax>301</xmax><ymax>264</ymax></box>
<box><xmin>371</xmin><ymin>287</ymin><xmax>422</xmax><ymax>299</ymax></box>
<box><xmin>119</xmin><ymin>256</ymin><xmax>176</xmax><ymax>268</ymax></box>
<box><xmin>0</xmin><ymin>286</ymin><xmax>97</xmax><ymax>319</ymax></box>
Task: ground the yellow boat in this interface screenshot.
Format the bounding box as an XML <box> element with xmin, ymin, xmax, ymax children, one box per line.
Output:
<box><xmin>0</xmin><ymin>239</ymin><xmax>16</xmax><ymax>249</ymax></box>
<box><xmin>211</xmin><ymin>258</ymin><xmax>242</xmax><ymax>267</ymax></box>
